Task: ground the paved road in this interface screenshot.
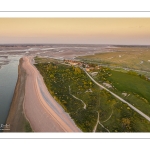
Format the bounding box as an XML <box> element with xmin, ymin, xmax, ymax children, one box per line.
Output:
<box><xmin>82</xmin><ymin>67</ymin><xmax>150</xmax><ymax>122</ymax></box>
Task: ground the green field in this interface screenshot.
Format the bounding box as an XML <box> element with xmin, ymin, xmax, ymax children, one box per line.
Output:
<box><xmin>94</xmin><ymin>67</ymin><xmax>150</xmax><ymax>117</ymax></box>
<box><xmin>34</xmin><ymin>57</ymin><xmax>150</xmax><ymax>132</ymax></box>
<box><xmin>77</xmin><ymin>46</ymin><xmax>150</xmax><ymax>77</ymax></box>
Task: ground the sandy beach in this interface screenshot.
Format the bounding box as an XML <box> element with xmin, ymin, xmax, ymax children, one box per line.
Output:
<box><xmin>22</xmin><ymin>56</ymin><xmax>81</xmax><ymax>132</ymax></box>
<box><xmin>5</xmin><ymin>56</ymin><xmax>81</xmax><ymax>132</ymax></box>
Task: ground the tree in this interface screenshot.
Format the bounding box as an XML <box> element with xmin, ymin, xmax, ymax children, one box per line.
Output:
<box><xmin>50</xmin><ymin>74</ymin><xmax>54</xmax><ymax>78</ymax></box>
<box><xmin>122</xmin><ymin>118</ymin><xmax>131</xmax><ymax>129</ymax></box>
<box><xmin>74</xmin><ymin>67</ymin><xmax>81</xmax><ymax>74</ymax></box>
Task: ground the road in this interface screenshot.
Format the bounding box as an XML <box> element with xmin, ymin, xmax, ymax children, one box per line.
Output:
<box><xmin>82</xmin><ymin>67</ymin><xmax>150</xmax><ymax>122</ymax></box>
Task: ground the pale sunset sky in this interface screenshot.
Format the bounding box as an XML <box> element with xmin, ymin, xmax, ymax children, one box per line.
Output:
<box><xmin>0</xmin><ymin>18</ymin><xmax>150</xmax><ymax>45</ymax></box>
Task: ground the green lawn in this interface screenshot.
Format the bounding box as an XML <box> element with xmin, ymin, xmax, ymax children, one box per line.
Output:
<box><xmin>108</xmin><ymin>70</ymin><xmax>150</xmax><ymax>102</ymax></box>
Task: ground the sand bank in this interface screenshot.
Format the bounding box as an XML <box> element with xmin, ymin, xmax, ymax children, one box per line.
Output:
<box><xmin>22</xmin><ymin>56</ymin><xmax>81</xmax><ymax>132</ymax></box>
<box><xmin>6</xmin><ymin>56</ymin><xmax>81</xmax><ymax>132</ymax></box>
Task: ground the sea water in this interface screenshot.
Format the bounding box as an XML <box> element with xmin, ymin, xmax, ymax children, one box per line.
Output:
<box><xmin>0</xmin><ymin>56</ymin><xmax>21</xmax><ymax>128</ymax></box>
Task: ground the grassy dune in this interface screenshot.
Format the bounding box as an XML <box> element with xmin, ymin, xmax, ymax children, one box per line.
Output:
<box><xmin>34</xmin><ymin>57</ymin><xmax>150</xmax><ymax>132</ymax></box>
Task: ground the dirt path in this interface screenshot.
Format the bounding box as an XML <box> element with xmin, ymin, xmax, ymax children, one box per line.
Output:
<box><xmin>102</xmin><ymin>109</ymin><xmax>113</xmax><ymax>123</ymax></box>
<box><xmin>99</xmin><ymin>121</ymin><xmax>110</xmax><ymax>132</ymax></box>
<box><xmin>93</xmin><ymin>111</ymin><xmax>99</xmax><ymax>132</ymax></box>
<box><xmin>93</xmin><ymin>111</ymin><xmax>110</xmax><ymax>132</ymax></box>
<box><xmin>23</xmin><ymin>56</ymin><xmax>81</xmax><ymax>132</ymax></box>
<box><xmin>69</xmin><ymin>86</ymin><xmax>86</xmax><ymax>109</ymax></box>
<box><xmin>82</xmin><ymin>67</ymin><xmax>150</xmax><ymax>122</ymax></box>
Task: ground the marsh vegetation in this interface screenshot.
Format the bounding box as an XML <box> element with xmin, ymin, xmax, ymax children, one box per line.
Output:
<box><xmin>77</xmin><ymin>46</ymin><xmax>150</xmax><ymax>77</ymax></box>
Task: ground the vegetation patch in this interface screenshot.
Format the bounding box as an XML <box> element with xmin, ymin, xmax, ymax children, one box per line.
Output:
<box><xmin>77</xmin><ymin>47</ymin><xmax>150</xmax><ymax>77</ymax></box>
<box><xmin>34</xmin><ymin>57</ymin><xmax>150</xmax><ymax>132</ymax></box>
<box><xmin>24</xmin><ymin>121</ymin><xmax>33</xmax><ymax>132</ymax></box>
<box><xmin>94</xmin><ymin>67</ymin><xmax>150</xmax><ymax>117</ymax></box>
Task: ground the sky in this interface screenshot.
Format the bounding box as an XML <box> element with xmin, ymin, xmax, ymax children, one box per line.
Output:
<box><xmin>0</xmin><ymin>18</ymin><xmax>150</xmax><ymax>45</ymax></box>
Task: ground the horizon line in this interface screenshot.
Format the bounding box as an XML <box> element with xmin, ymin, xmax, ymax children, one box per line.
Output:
<box><xmin>0</xmin><ymin>43</ymin><xmax>150</xmax><ymax>46</ymax></box>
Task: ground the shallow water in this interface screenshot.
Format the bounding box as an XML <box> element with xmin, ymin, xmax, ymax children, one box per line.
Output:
<box><xmin>0</xmin><ymin>56</ymin><xmax>21</xmax><ymax>128</ymax></box>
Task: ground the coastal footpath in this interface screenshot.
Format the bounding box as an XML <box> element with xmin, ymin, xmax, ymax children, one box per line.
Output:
<box><xmin>5</xmin><ymin>56</ymin><xmax>81</xmax><ymax>132</ymax></box>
